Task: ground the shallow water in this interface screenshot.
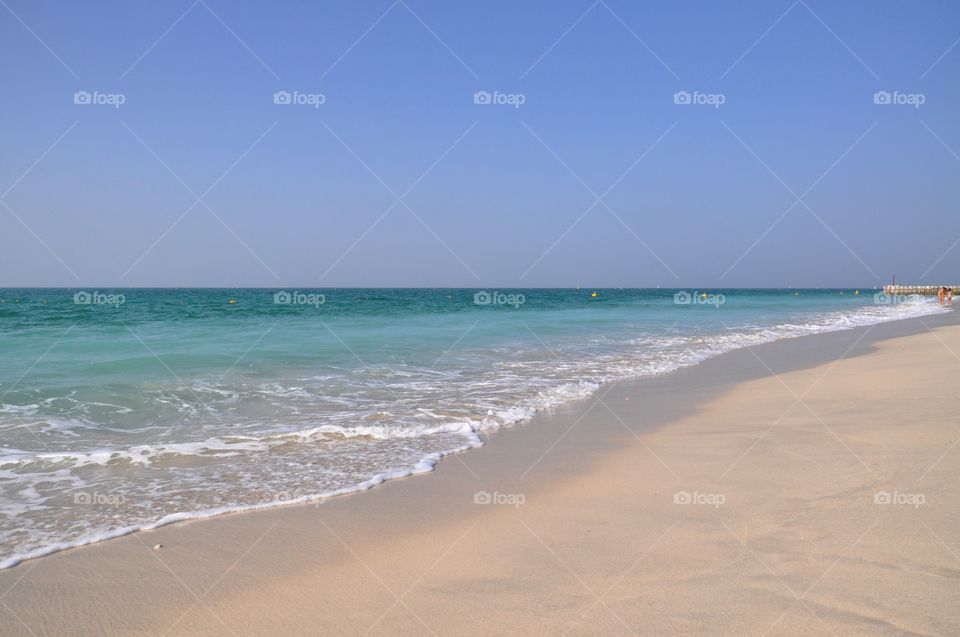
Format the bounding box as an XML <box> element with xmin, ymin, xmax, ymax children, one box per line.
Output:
<box><xmin>0</xmin><ymin>288</ymin><xmax>949</xmax><ymax>567</ymax></box>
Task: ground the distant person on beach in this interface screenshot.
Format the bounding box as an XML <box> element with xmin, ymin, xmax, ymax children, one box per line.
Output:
<box><xmin>947</xmin><ymin>288</ymin><xmax>954</xmax><ymax>305</ymax></box>
<box><xmin>938</xmin><ymin>287</ymin><xmax>945</xmax><ymax>304</ymax></box>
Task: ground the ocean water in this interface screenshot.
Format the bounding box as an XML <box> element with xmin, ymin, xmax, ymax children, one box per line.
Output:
<box><xmin>0</xmin><ymin>288</ymin><xmax>949</xmax><ymax>567</ymax></box>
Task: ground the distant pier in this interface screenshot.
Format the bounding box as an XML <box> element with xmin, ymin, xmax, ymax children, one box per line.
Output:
<box><xmin>883</xmin><ymin>285</ymin><xmax>958</xmax><ymax>295</ymax></box>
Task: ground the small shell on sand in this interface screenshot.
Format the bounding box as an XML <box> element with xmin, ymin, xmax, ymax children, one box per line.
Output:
<box><xmin>152</xmin><ymin>544</ymin><xmax>163</xmax><ymax>550</ymax></box>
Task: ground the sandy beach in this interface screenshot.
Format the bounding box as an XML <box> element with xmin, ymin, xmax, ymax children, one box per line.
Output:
<box><xmin>2</xmin><ymin>314</ymin><xmax>958</xmax><ymax>636</ymax></box>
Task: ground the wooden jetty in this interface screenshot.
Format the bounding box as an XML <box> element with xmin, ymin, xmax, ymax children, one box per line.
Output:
<box><xmin>883</xmin><ymin>285</ymin><xmax>958</xmax><ymax>295</ymax></box>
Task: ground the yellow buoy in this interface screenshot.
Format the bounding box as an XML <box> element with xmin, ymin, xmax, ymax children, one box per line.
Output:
<box><xmin>591</xmin><ymin>291</ymin><xmax>598</xmax><ymax>297</ymax></box>
<box><xmin>228</xmin><ymin>299</ymin><xmax>237</xmax><ymax>304</ymax></box>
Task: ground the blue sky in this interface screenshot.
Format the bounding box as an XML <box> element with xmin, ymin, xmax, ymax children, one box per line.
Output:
<box><xmin>1</xmin><ymin>0</ymin><xmax>958</xmax><ymax>287</ymax></box>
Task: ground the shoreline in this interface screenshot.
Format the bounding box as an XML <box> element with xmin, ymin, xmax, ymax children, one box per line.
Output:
<box><xmin>2</xmin><ymin>310</ymin><xmax>958</xmax><ymax>635</ymax></box>
<box><xmin>0</xmin><ymin>301</ymin><xmax>950</xmax><ymax>572</ymax></box>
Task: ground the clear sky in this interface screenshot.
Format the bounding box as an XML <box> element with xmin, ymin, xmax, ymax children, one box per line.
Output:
<box><xmin>1</xmin><ymin>0</ymin><xmax>958</xmax><ymax>288</ymax></box>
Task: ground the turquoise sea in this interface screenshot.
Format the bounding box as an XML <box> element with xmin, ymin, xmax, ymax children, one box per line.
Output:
<box><xmin>0</xmin><ymin>288</ymin><xmax>949</xmax><ymax>567</ymax></box>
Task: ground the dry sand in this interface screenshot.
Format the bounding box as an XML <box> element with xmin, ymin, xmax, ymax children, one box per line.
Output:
<box><xmin>2</xmin><ymin>318</ymin><xmax>958</xmax><ymax>636</ymax></box>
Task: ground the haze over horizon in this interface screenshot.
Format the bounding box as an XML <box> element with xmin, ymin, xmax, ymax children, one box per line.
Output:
<box><xmin>2</xmin><ymin>0</ymin><xmax>958</xmax><ymax>288</ymax></box>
